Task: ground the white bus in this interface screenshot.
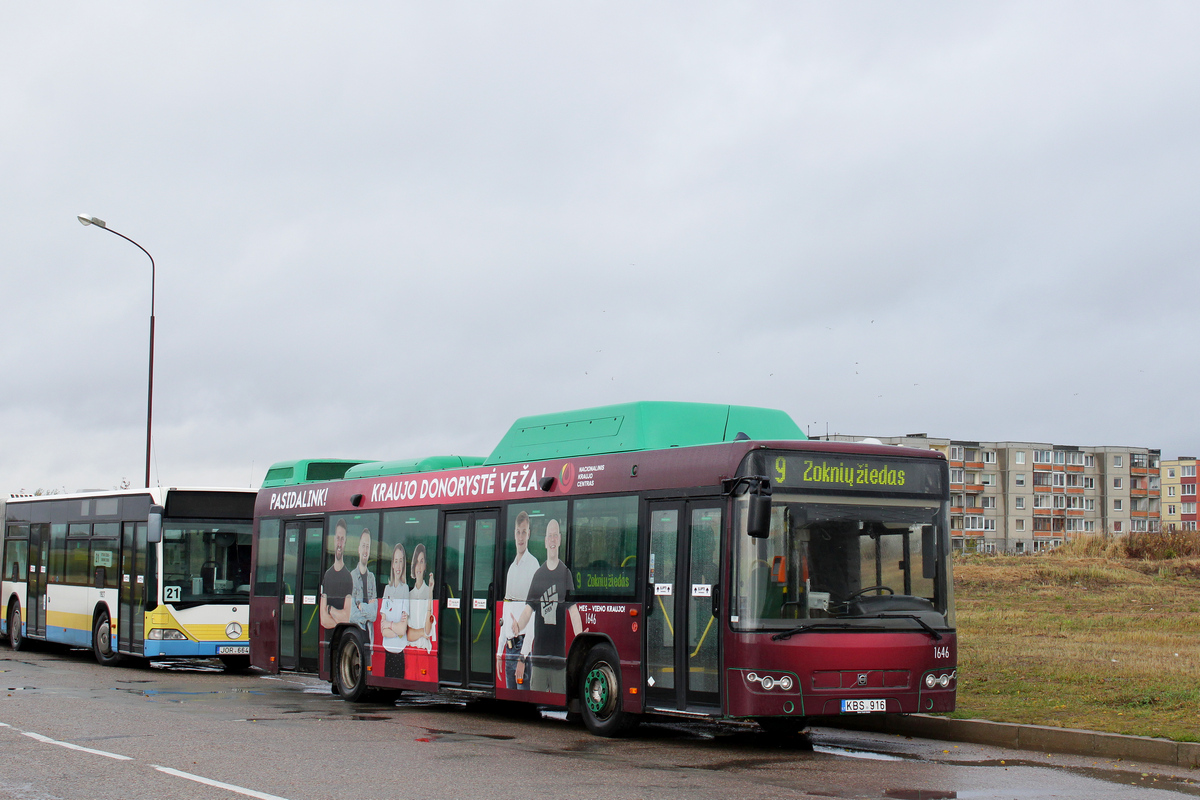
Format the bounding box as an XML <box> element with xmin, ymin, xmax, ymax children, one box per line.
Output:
<box><xmin>3</xmin><ymin>488</ymin><xmax>256</xmax><ymax>669</ymax></box>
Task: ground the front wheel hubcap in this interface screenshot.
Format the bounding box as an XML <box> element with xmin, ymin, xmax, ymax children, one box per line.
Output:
<box><xmin>585</xmin><ymin>665</ymin><xmax>614</xmax><ymax>715</ymax></box>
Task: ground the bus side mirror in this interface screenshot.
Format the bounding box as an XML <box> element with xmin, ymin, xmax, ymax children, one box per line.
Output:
<box><xmin>747</xmin><ymin>482</ymin><xmax>772</xmax><ymax>539</ymax></box>
<box><xmin>921</xmin><ymin>525</ymin><xmax>936</xmax><ymax>579</ymax></box>
<box><xmin>148</xmin><ymin>505</ymin><xmax>164</xmax><ymax>544</ymax></box>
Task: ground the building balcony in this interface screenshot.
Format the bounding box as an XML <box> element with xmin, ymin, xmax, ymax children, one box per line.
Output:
<box><xmin>1066</xmin><ymin>487</ymin><xmax>1084</xmax><ymax>494</ymax></box>
<box><xmin>964</xmin><ymin>461</ymin><xmax>984</xmax><ymax>470</ymax></box>
<box><xmin>965</xmin><ymin>484</ymin><xmax>985</xmax><ymax>493</ymax></box>
<box><xmin>965</xmin><ymin>506</ymin><xmax>983</xmax><ymax>514</ymax></box>
<box><xmin>1066</xmin><ymin>465</ymin><xmax>1084</xmax><ymax>473</ymax></box>
<box><xmin>1131</xmin><ymin>467</ymin><xmax>1148</xmax><ymax>476</ymax></box>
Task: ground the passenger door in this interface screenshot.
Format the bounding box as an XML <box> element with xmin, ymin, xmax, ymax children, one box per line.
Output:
<box><xmin>119</xmin><ymin>521</ymin><xmax>148</xmax><ymax>654</ymax></box>
<box><xmin>439</xmin><ymin>510</ymin><xmax>499</xmax><ymax>689</ymax></box>
<box><xmin>27</xmin><ymin>523</ymin><xmax>48</xmax><ymax>638</ymax></box>
<box><xmin>644</xmin><ymin>501</ymin><xmax>723</xmax><ymax>712</ymax></box>
<box><xmin>279</xmin><ymin>519</ymin><xmax>325</xmax><ymax>672</ymax></box>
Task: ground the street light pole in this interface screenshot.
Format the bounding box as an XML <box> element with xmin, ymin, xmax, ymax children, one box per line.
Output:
<box><xmin>77</xmin><ymin>214</ymin><xmax>156</xmax><ymax>489</ymax></box>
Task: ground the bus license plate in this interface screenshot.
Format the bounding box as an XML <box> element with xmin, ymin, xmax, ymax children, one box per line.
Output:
<box><xmin>842</xmin><ymin>699</ymin><xmax>885</xmax><ymax>714</ymax></box>
<box><xmin>218</xmin><ymin>646</ymin><xmax>249</xmax><ymax>655</ymax></box>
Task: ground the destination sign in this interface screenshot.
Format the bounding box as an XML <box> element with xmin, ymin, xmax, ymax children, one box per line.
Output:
<box><xmin>746</xmin><ymin>451</ymin><xmax>945</xmax><ymax>497</ymax></box>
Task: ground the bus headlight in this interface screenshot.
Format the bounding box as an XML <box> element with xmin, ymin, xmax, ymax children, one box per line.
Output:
<box><xmin>938</xmin><ymin>674</ymin><xmax>951</xmax><ymax>688</ymax></box>
<box><xmin>148</xmin><ymin>629</ymin><xmax>187</xmax><ymax>640</ymax></box>
<box><xmin>925</xmin><ymin>674</ymin><xmax>937</xmax><ymax>688</ymax></box>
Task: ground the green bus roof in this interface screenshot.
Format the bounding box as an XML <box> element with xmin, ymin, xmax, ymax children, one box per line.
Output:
<box><xmin>260</xmin><ymin>402</ymin><xmax>805</xmax><ymax>487</ymax></box>
<box><xmin>261</xmin><ymin>458</ymin><xmax>374</xmax><ymax>488</ymax></box>
<box><xmin>343</xmin><ymin>455</ymin><xmax>487</xmax><ymax>480</ymax></box>
<box><xmin>483</xmin><ymin>401</ymin><xmax>805</xmax><ymax>464</ymax></box>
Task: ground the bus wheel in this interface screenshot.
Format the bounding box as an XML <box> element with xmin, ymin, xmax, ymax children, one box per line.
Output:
<box><xmin>579</xmin><ymin>643</ymin><xmax>638</xmax><ymax>737</ymax></box>
<box><xmin>92</xmin><ymin>610</ymin><xmax>123</xmax><ymax>667</ymax></box>
<box><xmin>8</xmin><ymin>602</ymin><xmax>27</xmax><ymax>651</ymax></box>
<box><xmin>334</xmin><ymin>629</ymin><xmax>370</xmax><ymax>702</ymax></box>
<box><xmin>219</xmin><ymin>656</ymin><xmax>252</xmax><ymax>673</ymax></box>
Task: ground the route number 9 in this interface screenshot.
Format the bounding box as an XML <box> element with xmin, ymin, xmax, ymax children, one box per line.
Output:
<box><xmin>775</xmin><ymin>456</ymin><xmax>787</xmax><ymax>484</ymax></box>
<box><xmin>164</xmin><ymin>585</ymin><xmax>181</xmax><ymax>602</ymax></box>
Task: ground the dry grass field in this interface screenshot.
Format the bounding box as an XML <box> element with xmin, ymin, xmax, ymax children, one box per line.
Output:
<box><xmin>950</xmin><ymin>547</ymin><xmax>1200</xmax><ymax>742</ymax></box>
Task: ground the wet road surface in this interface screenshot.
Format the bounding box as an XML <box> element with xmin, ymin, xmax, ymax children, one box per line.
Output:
<box><xmin>2</xmin><ymin>645</ymin><xmax>1197</xmax><ymax>799</ymax></box>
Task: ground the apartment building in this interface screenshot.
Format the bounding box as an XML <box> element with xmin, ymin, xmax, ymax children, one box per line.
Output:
<box><xmin>1160</xmin><ymin>457</ymin><xmax>1197</xmax><ymax>531</ymax></box>
<box><xmin>818</xmin><ymin>434</ymin><xmax>1161</xmax><ymax>553</ymax></box>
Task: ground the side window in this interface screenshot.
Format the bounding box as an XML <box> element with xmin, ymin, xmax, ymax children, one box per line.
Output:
<box><xmin>5</xmin><ymin>525</ymin><xmax>30</xmax><ymax>582</ymax></box>
<box><xmin>323</xmin><ymin>513</ymin><xmax>380</xmax><ymax>623</ymax></box>
<box><xmin>502</xmin><ymin>501</ymin><xmax>569</xmax><ymax>607</ymax></box>
<box><xmin>254</xmin><ymin>519</ymin><xmax>281</xmax><ymax>597</ymax></box>
<box><xmin>91</xmin><ymin>537</ymin><xmax>119</xmax><ymax>589</ymax></box>
<box><xmin>570</xmin><ymin>496</ymin><xmax>638</xmax><ymax>598</ymax></box>
<box><xmin>49</xmin><ymin>524</ymin><xmax>67</xmax><ymax>582</ymax></box>
<box><xmin>380</xmin><ymin>509</ymin><xmax>438</xmax><ymax>599</ymax></box>
<box><xmin>65</xmin><ymin>539</ymin><xmax>91</xmax><ymax>585</ymax></box>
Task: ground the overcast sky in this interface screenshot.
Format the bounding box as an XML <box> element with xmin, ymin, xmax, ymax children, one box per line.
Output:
<box><xmin>2</xmin><ymin>3</ymin><xmax>1198</xmax><ymax>494</ymax></box>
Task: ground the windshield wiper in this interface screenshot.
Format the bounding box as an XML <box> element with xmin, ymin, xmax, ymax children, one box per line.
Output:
<box><xmin>770</xmin><ymin>615</ymin><xmax>944</xmax><ymax>641</ymax></box>
<box><xmin>771</xmin><ymin>622</ymin><xmax>884</xmax><ymax>641</ymax></box>
<box><xmin>870</xmin><ymin>613</ymin><xmax>943</xmax><ymax>640</ymax></box>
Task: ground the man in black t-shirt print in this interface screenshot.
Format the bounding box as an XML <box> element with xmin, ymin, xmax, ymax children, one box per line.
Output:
<box><xmin>320</xmin><ymin>519</ymin><xmax>353</xmax><ymax>631</ymax></box>
<box><xmin>514</xmin><ymin>519</ymin><xmax>585</xmax><ymax>694</ymax></box>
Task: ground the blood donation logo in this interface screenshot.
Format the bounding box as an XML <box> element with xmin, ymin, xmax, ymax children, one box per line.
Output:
<box><xmin>559</xmin><ymin>462</ymin><xmax>575</xmax><ymax>492</ymax></box>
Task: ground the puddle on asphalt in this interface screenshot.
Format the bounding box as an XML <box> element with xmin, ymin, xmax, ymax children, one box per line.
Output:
<box><xmin>947</xmin><ymin>759</ymin><xmax>1200</xmax><ymax>797</ymax></box>
<box><xmin>884</xmin><ymin>791</ymin><xmax>957</xmax><ymax>800</ymax></box>
<box><xmin>814</xmin><ymin>745</ymin><xmax>906</xmax><ymax>762</ymax></box>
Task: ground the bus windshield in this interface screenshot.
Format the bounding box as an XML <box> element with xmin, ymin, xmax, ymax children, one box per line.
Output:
<box><xmin>733</xmin><ymin>497</ymin><xmax>951</xmax><ymax>632</ymax></box>
<box><xmin>162</xmin><ymin>521</ymin><xmax>253</xmax><ymax>607</ymax></box>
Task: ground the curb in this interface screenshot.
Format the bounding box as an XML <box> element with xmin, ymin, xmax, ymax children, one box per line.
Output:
<box><xmin>827</xmin><ymin>714</ymin><xmax>1200</xmax><ymax>770</ymax></box>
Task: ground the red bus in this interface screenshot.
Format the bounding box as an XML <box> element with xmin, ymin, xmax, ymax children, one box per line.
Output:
<box><xmin>248</xmin><ymin>402</ymin><xmax>956</xmax><ymax>735</ymax></box>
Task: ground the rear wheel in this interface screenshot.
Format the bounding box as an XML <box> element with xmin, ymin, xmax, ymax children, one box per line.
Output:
<box><xmin>92</xmin><ymin>610</ymin><xmax>123</xmax><ymax>666</ymax></box>
<box><xmin>579</xmin><ymin>643</ymin><xmax>638</xmax><ymax>737</ymax></box>
<box><xmin>334</xmin><ymin>628</ymin><xmax>370</xmax><ymax>702</ymax></box>
<box><xmin>8</xmin><ymin>602</ymin><xmax>27</xmax><ymax>651</ymax></box>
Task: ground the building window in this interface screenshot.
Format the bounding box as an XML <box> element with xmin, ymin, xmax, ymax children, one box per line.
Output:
<box><xmin>1015</xmin><ymin>473</ymin><xmax>1026</xmax><ymax>487</ymax></box>
<box><xmin>1085</xmin><ymin>498</ymin><xmax>1095</xmax><ymax>511</ymax></box>
<box><xmin>1113</xmin><ymin>499</ymin><xmax>1123</xmax><ymax>511</ymax></box>
<box><xmin>1183</xmin><ymin>484</ymin><xmax>1196</xmax><ymax>496</ymax></box>
<box><xmin>1054</xmin><ymin>451</ymin><xmax>1066</xmax><ymax>465</ymax></box>
<box><xmin>1168</xmin><ymin>468</ymin><xmax>1176</xmax><ymax>478</ymax></box>
<box><xmin>981</xmin><ymin>473</ymin><xmax>995</xmax><ymax>486</ymax></box>
<box><xmin>983</xmin><ymin>519</ymin><xmax>996</xmax><ymax>531</ymax></box>
<box><xmin>1113</xmin><ymin>521</ymin><xmax>1123</xmax><ymax>532</ymax></box>
<box><xmin>1065</xmin><ymin>451</ymin><xmax>1084</xmax><ymax>466</ymax></box>
<box><xmin>1066</xmin><ymin>474</ymin><xmax>1082</xmax><ymax>487</ymax></box>
<box><xmin>1015</xmin><ymin>519</ymin><xmax>1025</xmax><ymax>532</ymax></box>
<box><xmin>1052</xmin><ymin>473</ymin><xmax>1066</xmax><ymax>487</ymax></box>
<box><xmin>1054</xmin><ymin>495</ymin><xmax>1067</xmax><ymax>509</ymax></box>
<box><xmin>1066</xmin><ymin>496</ymin><xmax>1084</xmax><ymax>510</ymax></box>
<box><xmin>1033</xmin><ymin>472</ymin><xmax>1053</xmax><ymax>487</ymax></box>
<box><xmin>1167</xmin><ymin>486</ymin><xmax>1176</xmax><ymax>497</ymax></box>
<box><xmin>1084</xmin><ymin>477</ymin><xmax>1095</xmax><ymax>490</ymax></box>
<box><xmin>1183</xmin><ymin>503</ymin><xmax>1197</xmax><ymax>515</ymax></box>
<box><xmin>1184</xmin><ymin>465</ymin><xmax>1197</xmax><ymax>478</ymax></box>
<box><xmin>1169</xmin><ymin>504</ymin><xmax>1177</xmax><ymax>516</ymax></box>
<box><xmin>981</xmin><ymin>496</ymin><xmax>996</xmax><ymax>509</ymax></box>
<box><xmin>1113</xmin><ymin>478</ymin><xmax>1122</xmax><ymax>489</ymax></box>
<box><xmin>1085</xmin><ymin>454</ymin><xmax>1095</xmax><ymax>468</ymax></box>
<box><xmin>1034</xmin><ymin>450</ymin><xmax>1052</xmax><ymax>464</ymax></box>
<box><xmin>1015</xmin><ymin>451</ymin><xmax>1026</xmax><ymax>464</ymax></box>
<box><xmin>983</xmin><ymin>451</ymin><xmax>996</xmax><ymax>463</ymax></box>
<box><xmin>950</xmin><ymin>469</ymin><xmax>964</xmax><ymax>484</ymax></box>
<box><xmin>1084</xmin><ymin>520</ymin><xmax>1095</xmax><ymax>532</ymax></box>
<box><xmin>964</xmin><ymin>515</ymin><xmax>984</xmax><ymax>530</ymax></box>
<box><xmin>1015</xmin><ymin>497</ymin><xmax>1025</xmax><ymax>510</ymax></box>
<box><xmin>1034</xmin><ymin>495</ymin><xmax>1051</xmax><ymax>508</ymax></box>
<box><xmin>1131</xmin><ymin>454</ymin><xmax>1148</xmax><ymax>468</ymax></box>
<box><xmin>1113</xmin><ymin>455</ymin><xmax>1123</xmax><ymax>468</ymax></box>
<box><xmin>966</xmin><ymin>449</ymin><xmax>980</xmax><ymax>462</ymax></box>
<box><xmin>949</xmin><ymin>445</ymin><xmax>963</xmax><ymax>461</ymax></box>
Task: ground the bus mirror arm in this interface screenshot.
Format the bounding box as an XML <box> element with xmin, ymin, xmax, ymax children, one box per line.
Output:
<box><xmin>148</xmin><ymin>505</ymin><xmax>164</xmax><ymax>544</ymax></box>
<box><xmin>724</xmin><ymin>476</ymin><xmax>772</xmax><ymax>538</ymax></box>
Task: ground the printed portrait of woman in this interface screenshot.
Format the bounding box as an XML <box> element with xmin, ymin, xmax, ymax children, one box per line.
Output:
<box><xmin>407</xmin><ymin>543</ymin><xmax>436</xmax><ymax>651</ymax></box>
<box><xmin>379</xmin><ymin>542</ymin><xmax>410</xmax><ymax>678</ymax></box>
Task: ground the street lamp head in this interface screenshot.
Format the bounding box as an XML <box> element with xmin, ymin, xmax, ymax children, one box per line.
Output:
<box><xmin>77</xmin><ymin>214</ymin><xmax>107</xmax><ymax>228</ymax></box>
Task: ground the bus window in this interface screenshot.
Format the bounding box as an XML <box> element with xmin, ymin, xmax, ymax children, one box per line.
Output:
<box><xmin>65</xmin><ymin>539</ymin><xmax>90</xmax><ymax>584</ymax></box>
<box><xmin>254</xmin><ymin>519</ymin><xmax>281</xmax><ymax>597</ymax></box>
<box><xmin>48</xmin><ymin>524</ymin><xmax>67</xmax><ymax>582</ymax></box>
<box><xmin>162</xmin><ymin>522</ymin><xmax>253</xmax><ymax>605</ymax></box>
<box><xmin>5</xmin><ymin>530</ymin><xmax>28</xmax><ymax>583</ymax></box>
<box><xmin>570</xmin><ymin>496</ymin><xmax>637</xmax><ymax>598</ymax></box>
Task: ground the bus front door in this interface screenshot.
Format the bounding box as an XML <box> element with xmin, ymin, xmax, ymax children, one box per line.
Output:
<box><xmin>279</xmin><ymin>519</ymin><xmax>324</xmax><ymax>673</ymax></box>
<box><xmin>439</xmin><ymin>511</ymin><xmax>499</xmax><ymax>689</ymax></box>
<box><xmin>645</xmin><ymin>501</ymin><xmax>722</xmax><ymax>713</ymax></box>
<box><xmin>27</xmin><ymin>523</ymin><xmax>48</xmax><ymax>638</ymax></box>
<box><xmin>119</xmin><ymin>522</ymin><xmax>148</xmax><ymax>655</ymax></box>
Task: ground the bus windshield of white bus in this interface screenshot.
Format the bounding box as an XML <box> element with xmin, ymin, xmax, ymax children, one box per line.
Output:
<box><xmin>161</xmin><ymin>522</ymin><xmax>253</xmax><ymax>607</ymax></box>
<box><xmin>733</xmin><ymin>497</ymin><xmax>951</xmax><ymax>632</ymax></box>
